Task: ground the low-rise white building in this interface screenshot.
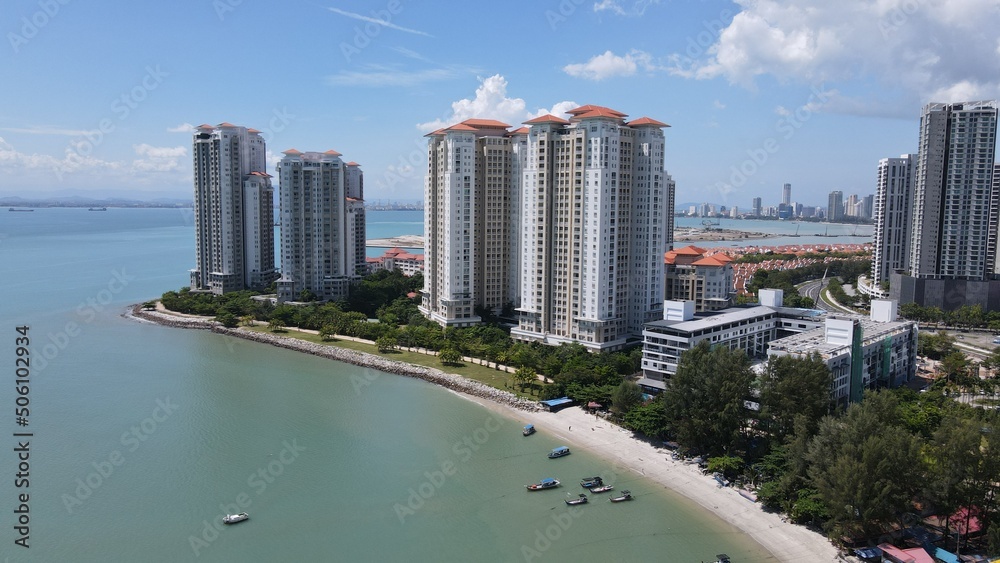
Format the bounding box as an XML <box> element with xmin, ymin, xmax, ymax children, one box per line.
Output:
<box><xmin>640</xmin><ymin>292</ymin><xmax>917</xmax><ymax>405</ymax></box>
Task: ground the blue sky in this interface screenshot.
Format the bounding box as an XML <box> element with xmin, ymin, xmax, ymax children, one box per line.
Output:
<box><xmin>1</xmin><ymin>0</ymin><xmax>997</xmax><ymax>209</ymax></box>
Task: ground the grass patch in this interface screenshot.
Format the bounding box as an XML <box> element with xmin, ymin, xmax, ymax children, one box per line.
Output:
<box><xmin>242</xmin><ymin>326</ymin><xmax>536</xmax><ymax>399</ymax></box>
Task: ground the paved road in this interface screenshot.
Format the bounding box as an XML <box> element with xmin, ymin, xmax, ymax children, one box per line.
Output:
<box><xmin>798</xmin><ymin>279</ymin><xmax>839</xmax><ymax>312</ymax></box>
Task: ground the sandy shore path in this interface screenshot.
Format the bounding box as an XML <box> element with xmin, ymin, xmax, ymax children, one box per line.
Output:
<box><xmin>129</xmin><ymin>304</ymin><xmax>846</xmax><ymax>562</ymax></box>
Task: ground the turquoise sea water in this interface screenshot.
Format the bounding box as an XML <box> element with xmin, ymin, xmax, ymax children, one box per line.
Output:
<box><xmin>0</xmin><ymin>208</ymin><xmax>776</xmax><ymax>562</ymax></box>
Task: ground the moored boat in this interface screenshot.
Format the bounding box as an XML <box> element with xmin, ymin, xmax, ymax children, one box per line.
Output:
<box><xmin>547</xmin><ymin>446</ymin><xmax>570</xmax><ymax>459</ymax></box>
<box><xmin>564</xmin><ymin>493</ymin><xmax>588</xmax><ymax>506</ymax></box>
<box><xmin>580</xmin><ymin>476</ymin><xmax>603</xmax><ymax>488</ymax></box>
<box><xmin>223</xmin><ymin>512</ymin><xmax>249</xmax><ymax>524</ymax></box>
<box><xmin>609</xmin><ymin>490</ymin><xmax>633</xmax><ymax>502</ymax></box>
<box><xmin>589</xmin><ymin>484</ymin><xmax>614</xmax><ymax>494</ymax></box>
<box><xmin>525</xmin><ymin>478</ymin><xmax>560</xmax><ymax>491</ymax></box>
<box><xmin>522</xmin><ymin>424</ymin><xmax>535</xmax><ymax>436</ymax></box>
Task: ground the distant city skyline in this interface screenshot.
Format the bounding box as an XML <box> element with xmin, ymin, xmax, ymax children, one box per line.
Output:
<box><xmin>3</xmin><ymin>1</ymin><xmax>998</xmax><ymax>207</ymax></box>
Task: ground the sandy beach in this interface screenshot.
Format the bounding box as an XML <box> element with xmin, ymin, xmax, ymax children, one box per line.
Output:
<box><xmin>131</xmin><ymin>305</ymin><xmax>846</xmax><ymax>563</ymax></box>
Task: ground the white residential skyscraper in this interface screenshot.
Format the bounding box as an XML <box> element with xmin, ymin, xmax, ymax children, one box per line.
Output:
<box><xmin>420</xmin><ymin>119</ymin><xmax>526</xmax><ymax>327</ymax></box>
<box><xmin>781</xmin><ymin>183</ymin><xmax>791</xmax><ymax>206</ymax></box>
<box><xmin>512</xmin><ymin>106</ymin><xmax>672</xmax><ymax>350</ymax></box>
<box><xmin>190</xmin><ymin>123</ymin><xmax>277</xmax><ymax>294</ymax></box>
<box><xmin>276</xmin><ymin>149</ymin><xmax>365</xmax><ymax>303</ymax></box>
<box><xmin>871</xmin><ymin>154</ymin><xmax>916</xmax><ymax>288</ymax></box>
<box><xmin>420</xmin><ymin>105</ymin><xmax>673</xmax><ymax>350</ymax></box>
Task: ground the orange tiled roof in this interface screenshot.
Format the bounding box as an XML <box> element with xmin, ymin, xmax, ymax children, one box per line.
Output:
<box><xmin>216</xmin><ymin>122</ymin><xmax>238</xmax><ymax>128</ymax></box>
<box><xmin>424</xmin><ymin>128</ymin><xmax>446</xmax><ymax>137</ymax></box>
<box><xmin>246</xmin><ymin>128</ymin><xmax>262</xmax><ymax>134</ymax></box>
<box><xmin>346</xmin><ymin>161</ymin><xmax>360</xmax><ymax>166</ymax></box>
<box><xmin>196</xmin><ymin>123</ymin><xmax>214</xmax><ymax>129</ymax></box>
<box><xmin>507</xmin><ymin>126</ymin><xmax>530</xmax><ymax>135</ymax></box>
<box><xmin>524</xmin><ymin>114</ymin><xmax>570</xmax><ymax>125</ymax></box>
<box><xmin>461</xmin><ymin>118</ymin><xmax>511</xmax><ymax>129</ymax></box>
<box><xmin>692</xmin><ymin>255</ymin><xmax>729</xmax><ymax>267</ymax></box>
<box><xmin>673</xmin><ymin>245</ymin><xmax>709</xmax><ymax>255</ymax></box>
<box><xmin>626</xmin><ymin>116</ymin><xmax>670</xmax><ymax>127</ymax></box>
<box><xmin>282</xmin><ymin>148</ymin><xmax>303</xmax><ymax>155</ymax></box>
<box><xmin>572</xmin><ymin>108</ymin><xmax>626</xmax><ymax>120</ymax></box>
<box><xmin>445</xmin><ymin>123</ymin><xmax>478</xmax><ymax>132</ymax></box>
<box><xmin>567</xmin><ymin>105</ymin><xmax>627</xmax><ymax>117</ymax></box>
<box><xmin>324</xmin><ymin>149</ymin><xmax>342</xmax><ymax>156</ymax></box>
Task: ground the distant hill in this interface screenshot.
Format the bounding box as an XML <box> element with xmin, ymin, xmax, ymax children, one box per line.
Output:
<box><xmin>0</xmin><ymin>195</ymin><xmax>191</xmax><ymax>208</ymax></box>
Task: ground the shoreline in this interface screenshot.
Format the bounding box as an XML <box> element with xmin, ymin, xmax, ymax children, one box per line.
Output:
<box><xmin>128</xmin><ymin>304</ymin><xmax>846</xmax><ymax>562</ymax></box>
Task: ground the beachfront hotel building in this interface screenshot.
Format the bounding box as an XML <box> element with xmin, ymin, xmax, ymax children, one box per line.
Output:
<box><xmin>190</xmin><ymin>123</ymin><xmax>278</xmax><ymax>294</ymax></box>
<box><xmin>419</xmin><ymin>106</ymin><xmax>674</xmax><ymax>350</ymax></box>
<box><xmin>889</xmin><ymin>101</ymin><xmax>1000</xmax><ymax>310</ymax></box>
<box><xmin>275</xmin><ymin>149</ymin><xmax>366</xmax><ymax>303</ymax></box>
<box><xmin>663</xmin><ymin>245</ymin><xmax>735</xmax><ymax>312</ymax></box>
<box><xmin>641</xmin><ymin>291</ymin><xmax>917</xmax><ymax>405</ymax></box>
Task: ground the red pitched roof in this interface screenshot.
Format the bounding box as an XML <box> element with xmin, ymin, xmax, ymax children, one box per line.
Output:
<box><xmin>196</xmin><ymin>123</ymin><xmax>214</xmax><ymax>129</ymax></box>
<box><xmin>567</xmin><ymin>105</ymin><xmax>627</xmax><ymax>117</ymax></box>
<box><xmin>216</xmin><ymin>122</ymin><xmax>238</xmax><ymax>128</ymax></box>
<box><xmin>507</xmin><ymin>126</ymin><xmax>530</xmax><ymax>135</ymax></box>
<box><xmin>424</xmin><ymin>128</ymin><xmax>446</xmax><ymax>137</ymax></box>
<box><xmin>626</xmin><ymin>116</ymin><xmax>670</xmax><ymax>128</ymax></box>
<box><xmin>324</xmin><ymin>149</ymin><xmax>342</xmax><ymax>156</ymax></box>
<box><xmin>246</xmin><ymin>128</ymin><xmax>262</xmax><ymax>134</ymax></box>
<box><xmin>461</xmin><ymin>118</ymin><xmax>511</xmax><ymax>129</ymax></box>
<box><xmin>346</xmin><ymin>161</ymin><xmax>360</xmax><ymax>166</ymax></box>
<box><xmin>524</xmin><ymin>114</ymin><xmax>570</xmax><ymax>125</ymax></box>
<box><xmin>282</xmin><ymin>148</ymin><xmax>303</xmax><ymax>155</ymax></box>
<box><xmin>445</xmin><ymin>123</ymin><xmax>478</xmax><ymax>132</ymax></box>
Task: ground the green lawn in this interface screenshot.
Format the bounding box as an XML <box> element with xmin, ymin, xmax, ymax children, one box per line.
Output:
<box><xmin>241</xmin><ymin>326</ymin><xmax>537</xmax><ymax>398</ymax></box>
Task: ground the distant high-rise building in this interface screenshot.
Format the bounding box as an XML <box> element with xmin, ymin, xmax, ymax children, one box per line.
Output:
<box><xmin>190</xmin><ymin>123</ymin><xmax>277</xmax><ymax>294</ymax></box>
<box><xmin>892</xmin><ymin>101</ymin><xmax>1000</xmax><ymax>310</ymax></box>
<box><xmin>699</xmin><ymin>202</ymin><xmax>711</xmax><ymax>218</ymax></box>
<box><xmin>827</xmin><ymin>190</ymin><xmax>844</xmax><ymax>222</ymax></box>
<box><xmin>276</xmin><ymin>149</ymin><xmax>365</xmax><ymax>303</ymax></box>
<box><xmin>862</xmin><ymin>194</ymin><xmax>874</xmax><ymax>220</ymax></box>
<box><xmin>752</xmin><ymin>197</ymin><xmax>762</xmax><ymax>217</ymax></box>
<box><xmin>871</xmin><ymin>155</ymin><xmax>916</xmax><ymax>289</ymax></box>
<box><xmin>781</xmin><ymin>183</ymin><xmax>791</xmax><ymax>206</ymax></box>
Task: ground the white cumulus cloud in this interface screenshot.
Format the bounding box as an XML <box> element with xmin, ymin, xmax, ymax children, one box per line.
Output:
<box><xmin>593</xmin><ymin>0</ymin><xmax>660</xmax><ymax>17</ymax></box>
<box><xmin>131</xmin><ymin>144</ymin><xmax>187</xmax><ymax>172</ymax></box>
<box><xmin>563</xmin><ymin>50</ymin><xmax>656</xmax><ymax>81</ymax></box>
<box><xmin>167</xmin><ymin>123</ymin><xmax>196</xmax><ymax>133</ymax></box>
<box><xmin>417</xmin><ymin>74</ymin><xmax>577</xmax><ymax>132</ymax></box>
<box><xmin>669</xmin><ymin>0</ymin><xmax>1000</xmax><ymax>114</ymax></box>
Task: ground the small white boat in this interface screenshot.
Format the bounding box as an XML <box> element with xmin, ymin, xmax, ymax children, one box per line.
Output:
<box><xmin>548</xmin><ymin>446</ymin><xmax>570</xmax><ymax>459</ymax></box>
<box><xmin>223</xmin><ymin>512</ymin><xmax>249</xmax><ymax>524</ymax></box>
